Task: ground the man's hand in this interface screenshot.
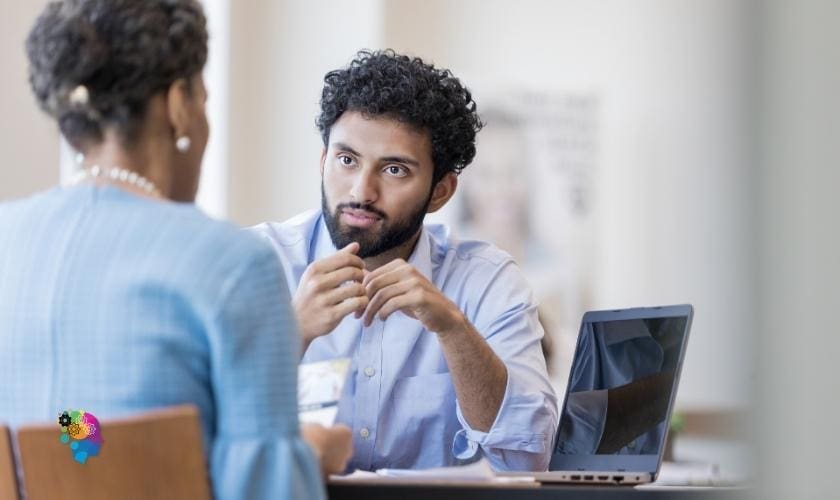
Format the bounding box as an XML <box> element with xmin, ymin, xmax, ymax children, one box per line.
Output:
<box><xmin>364</xmin><ymin>258</ymin><xmax>508</xmax><ymax>432</ymax></box>
<box><xmin>300</xmin><ymin>423</ymin><xmax>353</xmax><ymax>476</ymax></box>
<box><xmin>294</xmin><ymin>242</ymin><xmax>368</xmax><ymax>350</ymax></box>
<box><xmin>361</xmin><ymin>258</ymin><xmax>465</xmax><ymax>334</ymax></box>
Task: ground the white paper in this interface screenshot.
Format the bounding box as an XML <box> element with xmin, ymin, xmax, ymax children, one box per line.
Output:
<box><xmin>376</xmin><ymin>458</ymin><xmax>496</xmax><ymax>480</ymax></box>
<box><xmin>330</xmin><ymin>458</ymin><xmax>536</xmax><ymax>484</ymax></box>
<box><xmin>298</xmin><ymin>358</ymin><xmax>351</xmax><ymax>426</ymax></box>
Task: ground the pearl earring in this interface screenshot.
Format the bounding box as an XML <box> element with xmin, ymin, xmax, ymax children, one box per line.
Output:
<box><xmin>175</xmin><ymin>135</ymin><xmax>191</xmax><ymax>153</ymax></box>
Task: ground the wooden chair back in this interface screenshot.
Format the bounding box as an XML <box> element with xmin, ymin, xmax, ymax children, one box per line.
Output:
<box><xmin>16</xmin><ymin>405</ymin><xmax>211</xmax><ymax>500</ymax></box>
<box><xmin>0</xmin><ymin>425</ymin><xmax>19</xmax><ymax>500</ymax></box>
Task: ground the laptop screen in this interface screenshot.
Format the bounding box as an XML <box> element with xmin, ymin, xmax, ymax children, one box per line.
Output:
<box><xmin>549</xmin><ymin>305</ymin><xmax>692</xmax><ymax>473</ymax></box>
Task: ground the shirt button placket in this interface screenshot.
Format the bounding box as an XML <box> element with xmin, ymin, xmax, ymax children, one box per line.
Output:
<box><xmin>355</xmin><ymin>320</ymin><xmax>383</xmax><ymax>469</ymax></box>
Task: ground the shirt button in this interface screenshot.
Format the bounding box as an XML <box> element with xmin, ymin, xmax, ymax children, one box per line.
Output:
<box><xmin>364</xmin><ymin>366</ymin><xmax>375</xmax><ymax>377</ymax></box>
<box><xmin>359</xmin><ymin>428</ymin><xmax>370</xmax><ymax>439</ymax></box>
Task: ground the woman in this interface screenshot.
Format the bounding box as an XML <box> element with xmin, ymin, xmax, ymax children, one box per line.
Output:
<box><xmin>0</xmin><ymin>0</ymin><xmax>350</xmax><ymax>498</ymax></box>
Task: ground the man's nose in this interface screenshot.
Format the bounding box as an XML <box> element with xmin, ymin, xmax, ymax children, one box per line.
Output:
<box><xmin>349</xmin><ymin>169</ymin><xmax>378</xmax><ymax>204</ymax></box>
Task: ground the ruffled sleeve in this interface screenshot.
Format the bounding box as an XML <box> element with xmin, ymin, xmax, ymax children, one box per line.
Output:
<box><xmin>211</xmin><ymin>434</ymin><xmax>324</xmax><ymax>499</ymax></box>
<box><xmin>207</xmin><ymin>241</ymin><xmax>324</xmax><ymax>500</ymax></box>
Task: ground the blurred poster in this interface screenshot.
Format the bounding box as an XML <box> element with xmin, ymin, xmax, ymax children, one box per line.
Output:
<box><xmin>444</xmin><ymin>90</ymin><xmax>600</xmax><ymax>390</ymax></box>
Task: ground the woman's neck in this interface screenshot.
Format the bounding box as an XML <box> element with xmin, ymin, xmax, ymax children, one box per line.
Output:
<box><xmin>80</xmin><ymin>133</ymin><xmax>173</xmax><ymax>200</ymax></box>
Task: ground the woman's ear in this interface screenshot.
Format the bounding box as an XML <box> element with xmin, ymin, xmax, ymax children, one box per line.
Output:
<box><xmin>427</xmin><ymin>173</ymin><xmax>458</xmax><ymax>213</ymax></box>
<box><xmin>166</xmin><ymin>78</ymin><xmax>191</xmax><ymax>139</ymax></box>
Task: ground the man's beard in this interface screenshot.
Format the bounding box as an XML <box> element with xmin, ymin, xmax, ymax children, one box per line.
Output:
<box><xmin>321</xmin><ymin>183</ymin><xmax>432</xmax><ymax>259</ymax></box>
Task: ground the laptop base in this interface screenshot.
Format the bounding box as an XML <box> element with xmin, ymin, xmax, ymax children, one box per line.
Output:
<box><xmin>499</xmin><ymin>470</ymin><xmax>653</xmax><ymax>485</ymax></box>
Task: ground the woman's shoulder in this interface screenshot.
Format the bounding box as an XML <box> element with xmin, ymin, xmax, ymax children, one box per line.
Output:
<box><xmin>0</xmin><ymin>186</ymin><xmax>61</xmax><ymax>214</ymax></box>
<box><xmin>71</xmin><ymin>187</ymin><xmax>280</xmax><ymax>289</ymax></box>
<box><xmin>117</xmin><ymin>197</ymin><xmax>283</xmax><ymax>316</ymax></box>
<box><xmin>138</xmin><ymin>199</ymin><xmax>276</xmax><ymax>273</ymax></box>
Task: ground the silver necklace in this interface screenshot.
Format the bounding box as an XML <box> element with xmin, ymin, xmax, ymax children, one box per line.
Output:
<box><xmin>69</xmin><ymin>165</ymin><xmax>162</xmax><ymax>198</ymax></box>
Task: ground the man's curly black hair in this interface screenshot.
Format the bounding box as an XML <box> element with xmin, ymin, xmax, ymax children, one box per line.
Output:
<box><xmin>316</xmin><ymin>49</ymin><xmax>484</xmax><ymax>185</ymax></box>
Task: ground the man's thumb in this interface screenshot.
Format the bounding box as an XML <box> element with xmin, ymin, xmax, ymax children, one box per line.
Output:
<box><xmin>341</xmin><ymin>241</ymin><xmax>360</xmax><ymax>254</ymax></box>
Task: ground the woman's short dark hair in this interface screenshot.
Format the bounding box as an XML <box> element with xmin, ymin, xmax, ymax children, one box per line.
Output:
<box><xmin>316</xmin><ymin>49</ymin><xmax>484</xmax><ymax>185</ymax></box>
<box><xmin>26</xmin><ymin>0</ymin><xmax>208</xmax><ymax>148</ymax></box>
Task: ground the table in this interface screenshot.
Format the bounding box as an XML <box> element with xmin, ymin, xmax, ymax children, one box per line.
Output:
<box><xmin>328</xmin><ymin>480</ymin><xmax>745</xmax><ymax>500</ymax></box>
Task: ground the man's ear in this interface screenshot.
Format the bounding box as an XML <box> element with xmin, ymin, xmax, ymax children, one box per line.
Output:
<box><xmin>319</xmin><ymin>149</ymin><xmax>327</xmax><ymax>176</ymax></box>
<box><xmin>166</xmin><ymin>78</ymin><xmax>191</xmax><ymax>140</ymax></box>
<box><xmin>427</xmin><ymin>173</ymin><xmax>458</xmax><ymax>213</ymax></box>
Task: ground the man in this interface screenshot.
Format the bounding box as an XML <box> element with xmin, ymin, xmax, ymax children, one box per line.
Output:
<box><xmin>252</xmin><ymin>50</ymin><xmax>557</xmax><ymax>471</ymax></box>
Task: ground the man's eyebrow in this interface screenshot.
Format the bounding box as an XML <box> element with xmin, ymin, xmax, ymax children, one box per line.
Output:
<box><xmin>379</xmin><ymin>155</ymin><xmax>420</xmax><ymax>167</ymax></box>
<box><xmin>333</xmin><ymin>142</ymin><xmax>362</xmax><ymax>157</ymax></box>
<box><xmin>333</xmin><ymin>142</ymin><xmax>421</xmax><ymax>167</ymax></box>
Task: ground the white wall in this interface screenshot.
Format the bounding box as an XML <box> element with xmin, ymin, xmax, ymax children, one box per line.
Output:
<box><xmin>381</xmin><ymin>0</ymin><xmax>753</xmax><ymax>410</ymax></box>
<box><xmin>0</xmin><ymin>0</ymin><xmax>58</xmax><ymax>202</ymax></box>
<box><xmin>226</xmin><ymin>0</ymin><xmax>384</xmax><ymax>225</ymax></box>
<box><xmin>195</xmin><ymin>0</ymin><xmax>231</xmax><ymax>219</ymax></box>
<box><xmin>754</xmin><ymin>0</ymin><xmax>840</xmax><ymax>497</ymax></box>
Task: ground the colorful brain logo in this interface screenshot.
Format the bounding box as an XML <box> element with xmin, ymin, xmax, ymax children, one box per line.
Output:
<box><xmin>57</xmin><ymin>410</ymin><xmax>104</xmax><ymax>464</ymax></box>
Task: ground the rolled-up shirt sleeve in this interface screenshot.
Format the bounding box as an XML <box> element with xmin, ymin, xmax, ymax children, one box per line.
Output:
<box><xmin>451</xmin><ymin>260</ymin><xmax>559</xmax><ymax>472</ymax></box>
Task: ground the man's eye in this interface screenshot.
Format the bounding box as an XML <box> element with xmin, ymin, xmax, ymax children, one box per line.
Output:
<box><xmin>338</xmin><ymin>155</ymin><xmax>354</xmax><ymax>166</ymax></box>
<box><xmin>385</xmin><ymin>165</ymin><xmax>407</xmax><ymax>177</ymax></box>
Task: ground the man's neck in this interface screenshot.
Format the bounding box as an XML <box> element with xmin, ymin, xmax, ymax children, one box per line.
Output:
<box><xmin>362</xmin><ymin>230</ymin><xmax>423</xmax><ymax>272</ymax></box>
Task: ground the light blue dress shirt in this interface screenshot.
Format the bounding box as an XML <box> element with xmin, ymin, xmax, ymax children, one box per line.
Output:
<box><xmin>251</xmin><ymin>209</ymin><xmax>558</xmax><ymax>472</ymax></box>
<box><xmin>0</xmin><ymin>185</ymin><xmax>324</xmax><ymax>500</ymax></box>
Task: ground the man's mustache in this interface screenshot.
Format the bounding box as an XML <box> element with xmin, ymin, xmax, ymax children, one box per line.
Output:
<box><xmin>335</xmin><ymin>202</ymin><xmax>387</xmax><ymax>220</ymax></box>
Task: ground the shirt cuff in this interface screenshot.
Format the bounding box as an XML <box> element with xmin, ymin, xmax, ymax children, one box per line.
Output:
<box><xmin>451</xmin><ymin>370</ymin><xmax>551</xmax><ymax>461</ymax></box>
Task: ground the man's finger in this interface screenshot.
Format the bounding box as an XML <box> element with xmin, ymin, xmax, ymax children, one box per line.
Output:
<box><xmin>364</xmin><ymin>267</ymin><xmax>405</xmax><ymax>298</ymax></box>
<box><xmin>311</xmin><ymin>249</ymin><xmax>365</xmax><ymax>275</ymax></box>
<box><xmin>364</xmin><ymin>280</ymin><xmax>414</xmax><ymax>326</ymax></box>
<box><xmin>375</xmin><ymin>293</ymin><xmax>417</xmax><ymax>322</ymax></box>
<box><xmin>326</xmin><ymin>250</ymin><xmax>365</xmax><ymax>270</ymax></box>
<box><xmin>340</xmin><ymin>242</ymin><xmax>360</xmax><ymax>254</ymax></box>
<box><xmin>322</xmin><ymin>282</ymin><xmax>366</xmax><ymax>306</ymax></box>
<box><xmin>362</xmin><ymin>259</ymin><xmax>405</xmax><ymax>287</ymax></box>
<box><xmin>334</xmin><ymin>295</ymin><xmax>369</xmax><ymax>320</ymax></box>
<box><xmin>319</xmin><ymin>266</ymin><xmax>365</xmax><ymax>290</ymax></box>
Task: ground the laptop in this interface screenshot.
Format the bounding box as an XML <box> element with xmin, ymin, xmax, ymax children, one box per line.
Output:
<box><xmin>504</xmin><ymin>304</ymin><xmax>693</xmax><ymax>485</ymax></box>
